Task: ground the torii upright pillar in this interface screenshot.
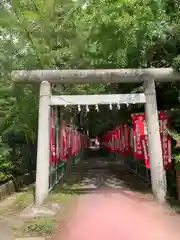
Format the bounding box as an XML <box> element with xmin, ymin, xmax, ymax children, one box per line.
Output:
<box><xmin>35</xmin><ymin>81</ymin><xmax>51</xmax><ymax>205</ymax></box>
<box><xmin>143</xmin><ymin>75</ymin><xmax>167</xmax><ymax>204</ymax></box>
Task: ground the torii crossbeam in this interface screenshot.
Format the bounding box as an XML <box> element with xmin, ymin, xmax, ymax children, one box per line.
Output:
<box><xmin>12</xmin><ymin>68</ymin><xmax>180</xmax><ymax>83</ymax></box>
<box><xmin>50</xmin><ymin>93</ymin><xmax>145</xmax><ymax>106</ymax></box>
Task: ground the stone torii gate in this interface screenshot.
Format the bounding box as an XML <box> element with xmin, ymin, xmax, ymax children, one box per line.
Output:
<box><xmin>11</xmin><ymin>68</ymin><xmax>180</xmax><ymax>205</ymax></box>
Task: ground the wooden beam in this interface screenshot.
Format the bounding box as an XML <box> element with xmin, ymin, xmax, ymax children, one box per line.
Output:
<box><xmin>11</xmin><ymin>68</ymin><xmax>180</xmax><ymax>83</ymax></box>
<box><xmin>50</xmin><ymin>93</ymin><xmax>145</xmax><ymax>106</ymax></box>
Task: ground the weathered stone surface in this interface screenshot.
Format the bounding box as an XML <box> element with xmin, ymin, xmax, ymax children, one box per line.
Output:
<box><xmin>20</xmin><ymin>203</ymin><xmax>61</xmax><ymax>218</ymax></box>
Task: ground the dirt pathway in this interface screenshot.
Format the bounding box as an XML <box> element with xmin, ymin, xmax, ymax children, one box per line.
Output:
<box><xmin>61</xmin><ymin>156</ymin><xmax>152</xmax><ymax>197</ymax></box>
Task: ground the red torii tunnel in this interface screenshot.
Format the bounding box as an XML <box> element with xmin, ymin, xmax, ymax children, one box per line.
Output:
<box><xmin>11</xmin><ymin>68</ymin><xmax>180</xmax><ymax>205</ymax></box>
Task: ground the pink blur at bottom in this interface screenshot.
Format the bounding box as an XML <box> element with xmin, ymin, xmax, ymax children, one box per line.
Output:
<box><xmin>54</xmin><ymin>190</ymin><xmax>180</xmax><ymax>240</ymax></box>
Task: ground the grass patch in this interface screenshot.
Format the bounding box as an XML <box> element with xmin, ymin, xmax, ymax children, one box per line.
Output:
<box><xmin>0</xmin><ymin>186</ymin><xmax>34</xmax><ymax>217</ymax></box>
<box><xmin>0</xmin><ymin>208</ymin><xmax>6</xmax><ymax>217</ymax></box>
<box><xmin>15</xmin><ymin>218</ymin><xmax>57</xmax><ymax>237</ymax></box>
<box><xmin>13</xmin><ymin>190</ymin><xmax>76</xmax><ymax>238</ymax></box>
<box><xmin>12</xmin><ymin>188</ymin><xmax>34</xmax><ymax>211</ymax></box>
